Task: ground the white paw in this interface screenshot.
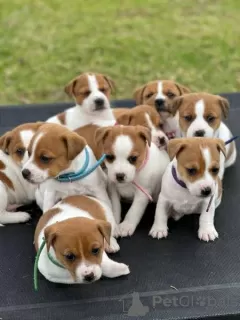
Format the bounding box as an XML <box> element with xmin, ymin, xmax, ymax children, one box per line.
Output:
<box><xmin>112</xmin><ymin>224</ymin><xmax>120</xmax><ymax>238</ymax></box>
<box><xmin>105</xmin><ymin>237</ymin><xmax>120</xmax><ymax>253</ymax></box>
<box><xmin>198</xmin><ymin>226</ymin><xmax>219</xmax><ymax>242</ymax></box>
<box><xmin>149</xmin><ymin>224</ymin><xmax>168</xmax><ymax>239</ymax></box>
<box><xmin>116</xmin><ymin>263</ymin><xmax>130</xmax><ymax>276</ymax></box>
<box><xmin>0</xmin><ymin>224</ymin><xmax>4</xmax><ymax>227</ymax></box>
<box><xmin>118</xmin><ymin>221</ymin><xmax>136</xmax><ymax>237</ymax></box>
<box><xmin>16</xmin><ymin>211</ymin><xmax>31</xmax><ymax>223</ymax></box>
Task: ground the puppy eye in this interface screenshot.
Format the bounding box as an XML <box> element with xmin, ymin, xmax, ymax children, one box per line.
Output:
<box><xmin>211</xmin><ymin>167</ymin><xmax>219</xmax><ymax>175</ymax></box>
<box><xmin>106</xmin><ymin>154</ymin><xmax>115</xmax><ymax>162</ymax></box>
<box><xmin>184</xmin><ymin>115</ymin><xmax>193</xmax><ymax>122</ymax></box>
<box><xmin>64</xmin><ymin>253</ymin><xmax>76</xmax><ymax>261</ymax></box>
<box><xmin>16</xmin><ymin>148</ymin><xmax>25</xmax><ymax>156</ymax></box>
<box><xmin>40</xmin><ymin>155</ymin><xmax>52</xmax><ymax>164</ymax></box>
<box><xmin>128</xmin><ymin>155</ymin><xmax>138</xmax><ymax>164</ymax></box>
<box><xmin>146</xmin><ymin>92</ymin><xmax>154</xmax><ymax>99</ymax></box>
<box><xmin>100</xmin><ymin>88</ymin><xmax>106</xmax><ymax>93</ymax></box>
<box><xmin>206</xmin><ymin>115</ymin><xmax>215</xmax><ymax>123</ymax></box>
<box><xmin>186</xmin><ymin>167</ymin><xmax>197</xmax><ymax>176</ymax></box>
<box><xmin>92</xmin><ymin>247</ymin><xmax>100</xmax><ymax>255</ymax></box>
<box><xmin>84</xmin><ymin>90</ymin><xmax>91</xmax><ymax>96</ymax></box>
<box><xmin>167</xmin><ymin>92</ymin><xmax>175</xmax><ymax>99</ymax></box>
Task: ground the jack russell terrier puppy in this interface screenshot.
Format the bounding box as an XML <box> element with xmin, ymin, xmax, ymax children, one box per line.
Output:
<box><xmin>133</xmin><ymin>80</ymin><xmax>191</xmax><ymax>139</ymax></box>
<box><xmin>22</xmin><ymin>123</ymin><xmax>119</xmax><ymax>252</ymax></box>
<box><xmin>0</xmin><ymin>122</ymin><xmax>43</xmax><ymax>225</ymax></box>
<box><xmin>170</xmin><ymin>92</ymin><xmax>237</xmax><ymax>178</ymax></box>
<box><xmin>46</xmin><ymin>72</ymin><xmax>116</xmax><ymax>130</ymax></box>
<box><xmin>35</xmin><ymin>195</ymin><xmax>130</xmax><ymax>285</ymax></box>
<box><xmin>75</xmin><ymin>104</ymin><xmax>168</xmax><ymax>161</ymax></box>
<box><xmin>95</xmin><ymin>125</ymin><xmax>170</xmax><ymax>237</ymax></box>
<box><xmin>150</xmin><ymin>137</ymin><xmax>225</xmax><ymax>242</ymax></box>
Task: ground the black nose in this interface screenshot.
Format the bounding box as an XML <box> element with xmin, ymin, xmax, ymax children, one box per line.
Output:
<box><xmin>22</xmin><ymin>169</ymin><xmax>31</xmax><ymax>180</ymax></box>
<box><xmin>95</xmin><ymin>98</ymin><xmax>104</xmax><ymax>110</ymax></box>
<box><xmin>201</xmin><ymin>187</ymin><xmax>211</xmax><ymax>197</ymax></box>
<box><xmin>84</xmin><ymin>272</ymin><xmax>94</xmax><ymax>282</ymax></box>
<box><xmin>194</xmin><ymin>130</ymin><xmax>205</xmax><ymax>137</ymax></box>
<box><xmin>155</xmin><ymin>99</ymin><xmax>165</xmax><ymax>111</ymax></box>
<box><xmin>116</xmin><ymin>173</ymin><xmax>125</xmax><ymax>182</ymax></box>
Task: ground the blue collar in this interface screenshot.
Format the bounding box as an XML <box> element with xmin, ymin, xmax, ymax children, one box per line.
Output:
<box><xmin>225</xmin><ymin>135</ymin><xmax>239</xmax><ymax>145</ymax></box>
<box><xmin>171</xmin><ymin>166</ymin><xmax>187</xmax><ymax>189</ymax></box>
<box><xmin>56</xmin><ymin>147</ymin><xmax>106</xmax><ymax>182</ymax></box>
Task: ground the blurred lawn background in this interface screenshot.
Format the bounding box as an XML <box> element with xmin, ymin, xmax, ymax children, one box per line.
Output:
<box><xmin>0</xmin><ymin>0</ymin><xmax>240</xmax><ymax>105</ymax></box>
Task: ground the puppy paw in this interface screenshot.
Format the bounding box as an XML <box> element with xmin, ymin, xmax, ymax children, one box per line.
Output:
<box><xmin>16</xmin><ymin>212</ymin><xmax>31</xmax><ymax>223</ymax></box>
<box><xmin>105</xmin><ymin>237</ymin><xmax>120</xmax><ymax>253</ymax></box>
<box><xmin>118</xmin><ymin>221</ymin><xmax>135</xmax><ymax>237</ymax></box>
<box><xmin>198</xmin><ymin>226</ymin><xmax>218</xmax><ymax>242</ymax></box>
<box><xmin>116</xmin><ymin>263</ymin><xmax>130</xmax><ymax>276</ymax></box>
<box><xmin>112</xmin><ymin>224</ymin><xmax>120</xmax><ymax>238</ymax></box>
<box><xmin>149</xmin><ymin>224</ymin><xmax>168</xmax><ymax>239</ymax></box>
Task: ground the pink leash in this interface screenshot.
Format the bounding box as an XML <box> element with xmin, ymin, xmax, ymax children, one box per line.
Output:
<box><xmin>133</xmin><ymin>145</ymin><xmax>153</xmax><ymax>202</ymax></box>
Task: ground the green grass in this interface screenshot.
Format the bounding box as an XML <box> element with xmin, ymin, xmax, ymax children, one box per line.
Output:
<box><xmin>0</xmin><ymin>0</ymin><xmax>240</xmax><ymax>104</ymax></box>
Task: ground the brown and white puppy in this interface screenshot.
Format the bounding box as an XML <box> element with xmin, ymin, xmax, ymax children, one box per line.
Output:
<box><xmin>133</xmin><ymin>80</ymin><xmax>191</xmax><ymax>139</ymax></box>
<box><xmin>171</xmin><ymin>92</ymin><xmax>237</xmax><ymax>177</ymax></box>
<box><xmin>0</xmin><ymin>122</ymin><xmax>43</xmax><ymax>225</ymax></box>
<box><xmin>150</xmin><ymin>138</ymin><xmax>225</xmax><ymax>242</ymax></box>
<box><xmin>47</xmin><ymin>72</ymin><xmax>116</xmax><ymax>130</ymax></box>
<box><xmin>35</xmin><ymin>195</ymin><xmax>130</xmax><ymax>284</ymax></box>
<box><xmin>95</xmin><ymin>125</ymin><xmax>170</xmax><ymax>237</ymax></box>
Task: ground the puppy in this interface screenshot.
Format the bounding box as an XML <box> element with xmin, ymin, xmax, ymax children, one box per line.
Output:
<box><xmin>116</xmin><ymin>105</ymin><xmax>168</xmax><ymax>150</ymax></box>
<box><xmin>35</xmin><ymin>195</ymin><xmax>130</xmax><ymax>285</ymax></box>
<box><xmin>171</xmin><ymin>92</ymin><xmax>237</xmax><ymax>177</ymax></box>
<box><xmin>47</xmin><ymin>72</ymin><xmax>116</xmax><ymax>130</ymax></box>
<box><xmin>0</xmin><ymin>122</ymin><xmax>42</xmax><ymax>225</ymax></box>
<box><xmin>95</xmin><ymin>125</ymin><xmax>170</xmax><ymax>237</ymax></box>
<box><xmin>22</xmin><ymin>123</ymin><xmax>119</xmax><ymax>252</ymax></box>
<box><xmin>150</xmin><ymin>138</ymin><xmax>225</xmax><ymax>242</ymax></box>
<box><xmin>133</xmin><ymin>80</ymin><xmax>191</xmax><ymax>139</ymax></box>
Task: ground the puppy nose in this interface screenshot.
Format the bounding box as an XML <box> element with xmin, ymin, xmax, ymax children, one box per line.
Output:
<box><xmin>22</xmin><ymin>169</ymin><xmax>31</xmax><ymax>180</ymax></box>
<box><xmin>194</xmin><ymin>130</ymin><xmax>205</xmax><ymax>137</ymax></box>
<box><xmin>155</xmin><ymin>99</ymin><xmax>165</xmax><ymax>111</ymax></box>
<box><xmin>95</xmin><ymin>98</ymin><xmax>104</xmax><ymax>110</ymax></box>
<box><xmin>116</xmin><ymin>173</ymin><xmax>125</xmax><ymax>182</ymax></box>
<box><xmin>84</xmin><ymin>272</ymin><xmax>95</xmax><ymax>282</ymax></box>
<box><xmin>201</xmin><ymin>187</ymin><xmax>212</xmax><ymax>197</ymax></box>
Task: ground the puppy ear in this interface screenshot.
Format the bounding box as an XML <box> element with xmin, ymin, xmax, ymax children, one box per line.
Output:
<box><xmin>136</xmin><ymin>125</ymin><xmax>152</xmax><ymax>146</ymax></box>
<box><xmin>44</xmin><ymin>225</ymin><xmax>57</xmax><ymax>252</ymax></box>
<box><xmin>217</xmin><ymin>96</ymin><xmax>229</xmax><ymax>119</ymax></box>
<box><xmin>170</xmin><ymin>96</ymin><xmax>184</xmax><ymax>116</ymax></box>
<box><xmin>175</xmin><ymin>82</ymin><xmax>191</xmax><ymax>95</ymax></box>
<box><xmin>62</xmin><ymin>132</ymin><xmax>86</xmax><ymax>161</ymax></box>
<box><xmin>103</xmin><ymin>75</ymin><xmax>116</xmax><ymax>92</ymax></box>
<box><xmin>117</xmin><ymin>112</ymin><xmax>132</xmax><ymax>126</ymax></box>
<box><xmin>97</xmin><ymin>220</ymin><xmax>111</xmax><ymax>245</ymax></box>
<box><xmin>0</xmin><ymin>131</ymin><xmax>12</xmax><ymax>154</ymax></box>
<box><xmin>133</xmin><ymin>85</ymin><xmax>147</xmax><ymax>104</ymax></box>
<box><xmin>216</xmin><ymin>138</ymin><xmax>226</xmax><ymax>158</ymax></box>
<box><xmin>64</xmin><ymin>78</ymin><xmax>78</xmax><ymax>97</ymax></box>
<box><xmin>167</xmin><ymin>139</ymin><xmax>186</xmax><ymax>160</ymax></box>
<box><xmin>95</xmin><ymin>127</ymin><xmax>112</xmax><ymax>148</ymax></box>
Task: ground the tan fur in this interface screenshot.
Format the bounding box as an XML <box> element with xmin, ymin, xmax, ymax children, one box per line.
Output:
<box><xmin>57</xmin><ymin>112</ymin><xmax>66</xmax><ymax>125</ymax></box>
<box><xmin>0</xmin><ymin>160</ymin><xmax>14</xmax><ymax>191</ymax></box>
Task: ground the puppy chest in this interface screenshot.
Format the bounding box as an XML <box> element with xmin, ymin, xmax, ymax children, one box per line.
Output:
<box><xmin>117</xmin><ymin>184</ymin><xmax>135</xmax><ymax>200</ymax></box>
<box><xmin>171</xmin><ymin>198</ymin><xmax>203</xmax><ymax>215</ymax></box>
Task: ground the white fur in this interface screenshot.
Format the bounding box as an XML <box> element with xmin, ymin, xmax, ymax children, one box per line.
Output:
<box><xmin>145</xmin><ymin>113</ymin><xmax>168</xmax><ymax>149</ymax></box>
<box><xmin>150</xmin><ymin>147</ymin><xmax>222</xmax><ymax>242</ymax></box>
<box><xmin>156</xmin><ymin>81</ymin><xmax>165</xmax><ymax>101</ymax></box>
<box><xmin>20</xmin><ymin>130</ymin><xmax>35</xmax><ymax>165</ymax></box>
<box><xmin>47</xmin><ymin>74</ymin><xmax>115</xmax><ymax>130</ymax></box>
<box><xmin>37</xmin><ymin>200</ymin><xmax>130</xmax><ymax>284</ymax></box>
<box><xmin>106</xmin><ymin>135</ymin><xmax>170</xmax><ymax>237</ymax></box>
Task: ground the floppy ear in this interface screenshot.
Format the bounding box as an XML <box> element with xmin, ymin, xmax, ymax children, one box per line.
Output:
<box><xmin>216</xmin><ymin>138</ymin><xmax>226</xmax><ymax>158</ymax></box>
<box><xmin>0</xmin><ymin>131</ymin><xmax>12</xmax><ymax>154</ymax></box>
<box><xmin>133</xmin><ymin>85</ymin><xmax>147</xmax><ymax>104</ymax></box>
<box><xmin>62</xmin><ymin>132</ymin><xmax>86</xmax><ymax>161</ymax></box>
<box><xmin>217</xmin><ymin>96</ymin><xmax>229</xmax><ymax>119</ymax></box>
<box><xmin>167</xmin><ymin>139</ymin><xmax>187</xmax><ymax>160</ymax></box>
<box><xmin>95</xmin><ymin>127</ymin><xmax>112</xmax><ymax>148</ymax></box>
<box><xmin>175</xmin><ymin>82</ymin><xmax>191</xmax><ymax>95</ymax></box>
<box><xmin>44</xmin><ymin>225</ymin><xmax>58</xmax><ymax>252</ymax></box>
<box><xmin>103</xmin><ymin>75</ymin><xmax>116</xmax><ymax>92</ymax></box>
<box><xmin>97</xmin><ymin>220</ymin><xmax>111</xmax><ymax>245</ymax></box>
<box><xmin>64</xmin><ymin>78</ymin><xmax>78</xmax><ymax>97</ymax></box>
<box><xmin>135</xmin><ymin>125</ymin><xmax>151</xmax><ymax>146</ymax></box>
<box><xmin>117</xmin><ymin>112</ymin><xmax>132</xmax><ymax>125</ymax></box>
<box><xmin>170</xmin><ymin>96</ymin><xmax>184</xmax><ymax>116</ymax></box>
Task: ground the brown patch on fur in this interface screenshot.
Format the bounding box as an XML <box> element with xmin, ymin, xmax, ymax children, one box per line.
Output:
<box><xmin>64</xmin><ymin>72</ymin><xmax>115</xmax><ymax>105</ymax></box>
<box><xmin>44</xmin><ymin>217</ymin><xmax>111</xmax><ymax>280</ymax></box>
<box><xmin>0</xmin><ymin>160</ymin><xmax>14</xmax><ymax>190</ymax></box>
<box><xmin>113</xmin><ymin>108</ymin><xmax>128</xmax><ymax>119</ymax></box>
<box><xmin>95</xmin><ymin>125</ymin><xmax>151</xmax><ymax>170</ymax></box>
<box><xmin>57</xmin><ymin>112</ymin><xmax>66</xmax><ymax>125</ymax></box>
<box><xmin>0</xmin><ymin>122</ymin><xmax>43</xmax><ymax>166</ymax></box>
<box><xmin>34</xmin><ymin>207</ymin><xmax>61</xmax><ymax>251</ymax></box>
<box><xmin>28</xmin><ymin>123</ymin><xmax>86</xmax><ymax>178</ymax></box>
<box><xmin>170</xmin><ymin>93</ymin><xmax>230</xmax><ymax>134</ymax></box>
<box><xmin>168</xmin><ymin>137</ymin><xmax>225</xmax><ymax>183</ymax></box>
<box><xmin>0</xmin><ymin>161</ymin><xmax>5</xmax><ymax>170</ymax></box>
